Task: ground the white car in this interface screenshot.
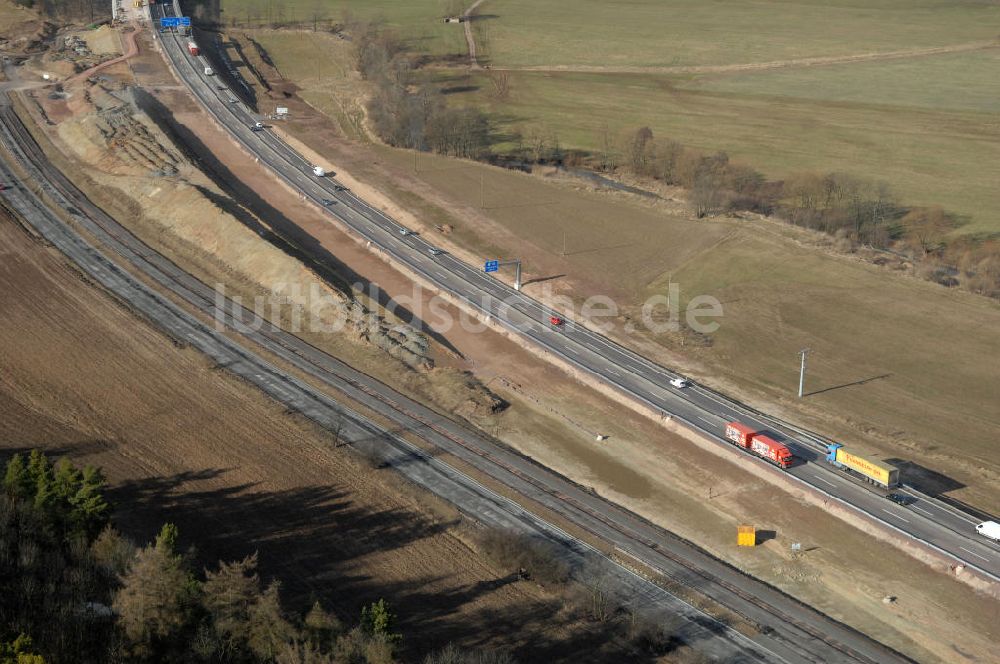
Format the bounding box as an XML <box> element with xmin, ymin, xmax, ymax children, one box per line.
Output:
<box><xmin>670</xmin><ymin>377</ymin><xmax>691</xmax><ymax>389</ymax></box>
<box><xmin>428</xmin><ymin>247</ymin><xmax>444</xmax><ymax>256</ymax></box>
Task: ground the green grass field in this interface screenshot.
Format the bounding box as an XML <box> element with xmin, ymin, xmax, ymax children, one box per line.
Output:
<box><xmin>219</xmin><ymin>0</ymin><xmax>467</xmax><ymax>56</ymax></box>
<box><xmin>690</xmin><ymin>49</ymin><xmax>1000</xmax><ymax>113</ymax></box>
<box><xmin>464</xmin><ymin>0</ymin><xmax>1000</xmax><ymax>235</ymax></box>
<box><xmin>459</xmin><ymin>58</ymin><xmax>1000</xmax><ymax>234</ymax></box>
<box><xmin>475</xmin><ymin>0</ymin><xmax>1000</xmax><ymax>68</ymax></box>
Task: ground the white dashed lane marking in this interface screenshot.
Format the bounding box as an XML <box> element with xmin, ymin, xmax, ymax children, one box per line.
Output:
<box><xmin>959</xmin><ymin>547</ymin><xmax>991</xmax><ymax>562</ymax></box>
<box><xmin>881</xmin><ymin>508</ymin><xmax>910</xmax><ymax>523</ymax></box>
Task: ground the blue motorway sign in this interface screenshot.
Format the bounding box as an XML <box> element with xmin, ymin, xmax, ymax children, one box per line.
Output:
<box><xmin>484</xmin><ymin>260</ymin><xmax>499</xmax><ymax>273</ymax></box>
<box><xmin>159</xmin><ymin>17</ymin><xmax>179</xmax><ymax>27</ymax></box>
<box><xmin>180</xmin><ymin>17</ymin><xmax>191</xmax><ymax>26</ymax></box>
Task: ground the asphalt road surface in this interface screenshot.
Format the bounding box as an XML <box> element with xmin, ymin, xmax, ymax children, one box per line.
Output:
<box><xmin>0</xmin><ymin>81</ymin><xmax>918</xmax><ymax>663</ymax></box>
<box><xmin>149</xmin><ymin>4</ymin><xmax>1000</xmax><ymax>584</ymax></box>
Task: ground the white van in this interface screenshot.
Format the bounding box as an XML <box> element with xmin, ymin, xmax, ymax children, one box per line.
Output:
<box><xmin>975</xmin><ymin>521</ymin><xmax>1000</xmax><ymax>542</ymax></box>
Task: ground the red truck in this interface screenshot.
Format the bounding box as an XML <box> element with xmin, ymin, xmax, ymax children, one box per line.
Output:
<box><xmin>187</xmin><ymin>41</ymin><xmax>199</xmax><ymax>56</ymax></box>
<box><xmin>724</xmin><ymin>422</ymin><xmax>793</xmax><ymax>469</ymax></box>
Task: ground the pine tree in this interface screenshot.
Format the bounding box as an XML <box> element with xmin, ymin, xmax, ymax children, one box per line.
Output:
<box><xmin>25</xmin><ymin>450</ymin><xmax>54</xmax><ymax>511</ymax></box>
<box><xmin>52</xmin><ymin>458</ymin><xmax>82</xmax><ymax>504</ymax></box>
<box><xmin>32</xmin><ymin>464</ymin><xmax>56</xmax><ymax>515</ymax></box>
<box><xmin>71</xmin><ymin>466</ymin><xmax>109</xmax><ymax>536</ymax></box>
<box><xmin>25</xmin><ymin>450</ymin><xmax>50</xmax><ymax>487</ymax></box>
<box><xmin>360</xmin><ymin>599</ymin><xmax>401</xmax><ymax>645</ymax></box>
<box><xmin>154</xmin><ymin>523</ymin><xmax>179</xmax><ymax>555</ymax></box>
<box><xmin>3</xmin><ymin>453</ymin><xmax>32</xmax><ymax>498</ymax></box>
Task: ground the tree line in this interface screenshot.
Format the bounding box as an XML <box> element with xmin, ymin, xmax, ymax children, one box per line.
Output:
<box><xmin>508</xmin><ymin>119</ymin><xmax>999</xmax><ymax>299</ymax></box>
<box><xmin>354</xmin><ymin>22</ymin><xmax>492</xmax><ymax>160</ymax></box>
<box><xmin>0</xmin><ymin>451</ymin><xmax>510</xmax><ymax>664</ymax></box>
<box><xmin>609</xmin><ymin>125</ymin><xmax>1000</xmax><ymax>298</ymax></box>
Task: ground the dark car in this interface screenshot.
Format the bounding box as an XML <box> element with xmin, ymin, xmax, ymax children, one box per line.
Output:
<box><xmin>885</xmin><ymin>493</ymin><xmax>913</xmax><ymax>506</ymax></box>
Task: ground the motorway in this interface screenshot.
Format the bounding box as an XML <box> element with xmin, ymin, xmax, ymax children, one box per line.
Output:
<box><xmin>0</xmin><ymin>86</ymin><xmax>922</xmax><ymax>662</ymax></box>
<box><xmin>149</xmin><ymin>2</ymin><xmax>1000</xmax><ymax>581</ymax></box>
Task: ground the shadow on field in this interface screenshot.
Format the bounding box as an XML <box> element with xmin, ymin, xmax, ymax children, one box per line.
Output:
<box><xmin>1</xmin><ymin>440</ymin><xmax>115</xmax><ymax>461</ymax></box>
<box><xmin>804</xmin><ymin>373</ymin><xmax>891</xmax><ymax>397</ymax></box>
<box><xmin>522</xmin><ymin>273</ymin><xmax>565</xmax><ymax>287</ymax></box>
<box><xmin>441</xmin><ymin>84</ymin><xmax>481</xmax><ymax>95</ymax></box>
<box><xmin>885</xmin><ymin>458</ymin><xmax>969</xmax><ymax>498</ymax></box>
<box><xmin>104</xmin><ymin>465</ymin><xmax>658</xmax><ymax>662</ymax></box>
<box><xmin>133</xmin><ymin>88</ymin><xmax>465</xmax><ymax>358</ymax></box>
<box><xmin>755</xmin><ymin>529</ymin><xmax>777</xmax><ymax>544</ymax></box>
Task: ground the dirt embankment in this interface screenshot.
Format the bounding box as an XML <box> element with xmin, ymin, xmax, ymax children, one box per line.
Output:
<box><xmin>18</xmin><ymin>25</ymin><xmax>508</xmax><ymax>430</ymax></box>
<box><xmin>40</xmin><ymin>77</ymin><xmax>438</xmax><ymax>373</ymax></box>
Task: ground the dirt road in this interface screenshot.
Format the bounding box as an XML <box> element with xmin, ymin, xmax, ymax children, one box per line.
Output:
<box><xmin>486</xmin><ymin>40</ymin><xmax>999</xmax><ymax>75</ymax></box>
<box><xmin>65</xmin><ymin>27</ymin><xmax>138</xmax><ymax>85</ymax></box>
<box><xmin>463</xmin><ymin>0</ymin><xmax>488</xmax><ymax>69</ymax></box>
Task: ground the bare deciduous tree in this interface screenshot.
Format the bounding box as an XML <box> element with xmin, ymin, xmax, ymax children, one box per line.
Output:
<box><xmin>691</xmin><ymin>173</ymin><xmax>724</xmax><ymax>218</ymax></box>
<box><xmin>624</xmin><ymin>126</ymin><xmax>653</xmax><ymax>175</ymax></box>
<box><xmin>598</xmin><ymin>123</ymin><xmax>617</xmax><ymax>172</ymax></box>
<box><xmin>902</xmin><ymin>206</ymin><xmax>950</xmax><ymax>256</ymax></box>
<box><xmin>309</xmin><ymin>0</ymin><xmax>328</xmax><ymax>31</ymax></box>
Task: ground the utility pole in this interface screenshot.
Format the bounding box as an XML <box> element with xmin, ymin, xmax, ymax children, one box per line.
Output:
<box><xmin>798</xmin><ymin>348</ymin><xmax>811</xmax><ymax>398</ymax></box>
<box><xmin>480</xmin><ymin>172</ymin><xmax>485</xmax><ymax>209</ymax></box>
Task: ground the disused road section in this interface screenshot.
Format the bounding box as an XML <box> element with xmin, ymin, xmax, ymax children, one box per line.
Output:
<box><xmin>0</xmin><ymin>89</ymin><xmax>917</xmax><ymax>663</ymax></box>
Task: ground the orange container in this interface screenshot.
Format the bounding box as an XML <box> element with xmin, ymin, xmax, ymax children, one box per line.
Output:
<box><xmin>725</xmin><ymin>422</ymin><xmax>755</xmax><ymax>448</ymax></box>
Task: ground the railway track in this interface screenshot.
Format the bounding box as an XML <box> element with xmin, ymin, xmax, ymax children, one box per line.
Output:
<box><xmin>0</xmin><ymin>91</ymin><xmax>917</xmax><ymax>663</ymax></box>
